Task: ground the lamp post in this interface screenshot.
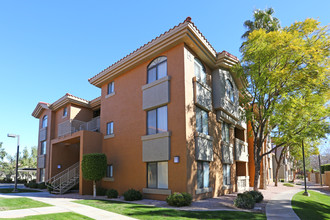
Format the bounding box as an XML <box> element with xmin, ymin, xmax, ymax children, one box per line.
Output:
<box><xmin>7</xmin><ymin>134</ymin><xmax>20</xmax><ymax>193</ymax></box>
<box><xmin>302</xmin><ymin>139</ymin><xmax>309</xmax><ymax>196</ymax></box>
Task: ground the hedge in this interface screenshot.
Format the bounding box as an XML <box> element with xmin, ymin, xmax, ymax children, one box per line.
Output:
<box><xmin>321</xmin><ymin>164</ymin><xmax>330</xmax><ymax>174</ymax></box>
<box><xmin>81</xmin><ymin>153</ymin><xmax>107</xmax><ymax>181</ymax></box>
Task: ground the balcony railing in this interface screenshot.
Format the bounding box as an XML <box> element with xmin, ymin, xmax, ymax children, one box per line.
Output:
<box><xmin>37</xmin><ymin>154</ymin><xmax>46</xmax><ymax>168</ymax></box>
<box><xmin>58</xmin><ymin>116</ymin><xmax>100</xmax><ymax>137</ymax></box>
<box><xmin>235</xmin><ymin>138</ymin><xmax>248</xmax><ymax>162</ymax></box>
<box><xmin>236</xmin><ymin>106</ymin><xmax>246</xmax><ymax>129</ymax></box>
<box><xmin>237</xmin><ymin>176</ymin><xmax>250</xmax><ymax>192</ymax></box>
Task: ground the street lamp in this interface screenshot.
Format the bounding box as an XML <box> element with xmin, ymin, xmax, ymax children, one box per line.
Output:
<box><xmin>7</xmin><ymin>134</ymin><xmax>20</xmax><ymax>193</ymax></box>
<box><xmin>302</xmin><ymin>139</ymin><xmax>310</xmax><ymax>196</ymax></box>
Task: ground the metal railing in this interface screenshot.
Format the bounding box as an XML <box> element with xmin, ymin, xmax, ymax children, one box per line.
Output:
<box><xmin>58</xmin><ymin>116</ymin><xmax>100</xmax><ymax>137</ymax></box>
<box><xmin>235</xmin><ymin>138</ymin><xmax>249</xmax><ymax>162</ymax></box>
<box><xmin>237</xmin><ymin>176</ymin><xmax>250</xmax><ymax>192</ymax></box>
<box><xmin>46</xmin><ymin>162</ymin><xmax>80</xmax><ymax>194</ymax></box>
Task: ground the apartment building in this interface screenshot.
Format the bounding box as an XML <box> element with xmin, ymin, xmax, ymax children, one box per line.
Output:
<box><xmin>32</xmin><ymin>17</ymin><xmax>249</xmax><ymax>200</ymax></box>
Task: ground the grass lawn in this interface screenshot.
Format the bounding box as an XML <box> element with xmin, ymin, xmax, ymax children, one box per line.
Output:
<box><xmin>4</xmin><ymin>212</ymin><xmax>92</xmax><ymax>220</ymax></box>
<box><xmin>0</xmin><ymin>188</ymin><xmax>41</xmax><ymax>193</ymax></box>
<box><xmin>292</xmin><ymin>190</ymin><xmax>330</xmax><ymax>220</ymax></box>
<box><xmin>283</xmin><ymin>183</ymin><xmax>294</xmax><ymax>187</ymax></box>
<box><xmin>75</xmin><ymin>199</ymin><xmax>266</xmax><ymax>220</ymax></box>
<box><xmin>0</xmin><ymin>197</ymin><xmax>51</xmax><ymax>211</ymax></box>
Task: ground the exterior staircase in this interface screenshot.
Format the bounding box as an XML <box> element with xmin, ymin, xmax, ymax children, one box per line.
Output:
<box><xmin>46</xmin><ymin>162</ymin><xmax>80</xmax><ymax>194</ymax></box>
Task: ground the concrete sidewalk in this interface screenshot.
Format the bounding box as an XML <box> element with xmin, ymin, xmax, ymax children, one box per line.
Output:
<box><xmin>0</xmin><ymin>192</ymin><xmax>136</xmax><ymax>219</ymax></box>
<box><xmin>265</xmin><ymin>188</ymin><xmax>301</xmax><ymax>220</ymax></box>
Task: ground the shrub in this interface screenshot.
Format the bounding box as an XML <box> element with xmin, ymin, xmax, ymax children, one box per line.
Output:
<box><xmin>96</xmin><ymin>187</ymin><xmax>107</xmax><ymax>196</ymax></box>
<box><xmin>280</xmin><ymin>179</ymin><xmax>284</xmax><ymax>182</ymax></box>
<box><xmin>28</xmin><ymin>180</ymin><xmax>38</xmax><ymax>188</ymax></box>
<box><xmin>321</xmin><ymin>164</ymin><xmax>330</xmax><ymax>174</ymax></box>
<box><xmin>166</xmin><ymin>192</ymin><xmax>193</xmax><ymax>207</ymax></box>
<box><xmin>234</xmin><ymin>193</ymin><xmax>255</xmax><ymax>209</ymax></box>
<box><xmin>38</xmin><ymin>182</ymin><xmax>47</xmax><ymax>189</ymax></box>
<box><xmin>106</xmin><ymin>189</ymin><xmax>118</xmax><ymax>198</ymax></box>
<box><xmin>47</xmin><ymin>186</ymin><xmax>53</xmax><ymax>192</ymax></box>
<box><xmin>123</xmin><ymin>189</ymin><xmax>142</xmax><ymax>201</ymax></box>
<box><xmin>246</xmin><ymin>191</ymin><xmax>264</xmax><ymax>203</ymax></box>
<box><xmin>283</xmin><ymin>183</ymin><xmax>294</xmax><ymax>187</ymax></box>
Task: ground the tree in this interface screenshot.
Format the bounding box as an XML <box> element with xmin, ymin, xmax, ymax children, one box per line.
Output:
<box><xmin>81</xmin><ymin>153</ymin><xmax>107</xmax><ymax>197</ymax></box>
<box><xmin>235</xmin><ymin>18</ymin><xmax>330</xmax><ymax>190</ymax></box>
<box><xmin>241</xmin><ymin>8</ymin><xmax>280</xmax><ymax>40</ymax></box>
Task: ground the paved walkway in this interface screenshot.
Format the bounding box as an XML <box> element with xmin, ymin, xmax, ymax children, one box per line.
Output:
<box><xmin>0</xmin><ymin>192</ymin><xmax>135</xmax><ymax>219</ymax></box>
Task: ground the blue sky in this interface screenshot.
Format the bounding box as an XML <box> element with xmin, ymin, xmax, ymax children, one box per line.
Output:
<box><xmin>0</xmin><ymin>0</ymin><xmax>329</xmax><ymax>156</ymax></box>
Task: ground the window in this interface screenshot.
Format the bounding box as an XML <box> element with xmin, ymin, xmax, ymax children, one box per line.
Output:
<box><xmin>197</xmin><ymin>161</ymin><xmax>209</xmax><ymax>188</ymax></box>
<box><xmin>222</xmin><ymin>122</ymin><xmax>230</xmax><ymax>143</ymax></box>
<box><xmin>63</xmin><ymin>107</ymin><xmax>67</xmax><ymax>117</ymax></box>
<box><xmin>194</xmin><ymin>58</ymin><xmax>206</xmax><ymax>83</ymax></box>
<box><xmin>147</xmin><ymin>56</ymin><xmax>167</xmax><ymax>83</ymax></box>
<box><xmin>226</xmin><ymin>79</ymin><xmax>235</xmax><ymax>102</ymax></box>
<box><xmin>40</xmin><ymin>168</ymin><xmax>45</xmax><ymax>182</ymax></box>
<box><xmin>147</xmin><ymin>161</ymin><xmax>168</xmax><ymax>189</ymax></box>
<box><xmin>269</xmin><ymin>168</ymin><xmax>272</xmax><ymax>179</ymax></box>
<box><xmin>42</xmin><ymin>115</ymin><xmax>48</xmax><ymax>128</ymax></box>
<box><xmin>196</xmin><ymin>107</ymin><xmax>208</xmax><ymax>135</ymax></box>
<box><xmin>41</xmin><ymin>141</ymin><xmax>46</xmax><ymax>155</ymax></box>
<box><xmin>147</xmin><ymin>106</ymin><xmax>167</xmax><ymax>135</ymax></box>
<box><xmin>223</xmin><ymin>164</ymin><xmax>231</xmax><ymax>185</ymax></box>
<box><xmin>106</xmin><ymin>122</ymin><xmax>114</xmax><ymax>135</ymax></box>
<box><xmin>107</xmin><ymin>81</ymin><xmax>114</xmax><ymax>95</ymax></box>
<box><xmin>106</xmin><ymin>165</ymin><xmax>113</xmax><ymax>178</ymax></box>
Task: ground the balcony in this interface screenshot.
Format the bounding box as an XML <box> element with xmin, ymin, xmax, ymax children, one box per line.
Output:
<box><xmin>141</xmin><ymin>132</ymin><xmax>171</xmax><ymax>162</ymax></box>
<box><xmin>235</xmin><ymin>138</ymin><xmax>248</xmax><ymax>162</ymax></box>
<box><xmin>193</xmin><ymin>79</ymin><xmax>212</xmax><ymax>111</ymax></box>
<box><xmin>237</xmin><ymin>176</ymin><xmax>249</xmax><ymax>192</ymax></box>
<box><xmin>142</xmin><ymin>76</ymin><xmax>170</xmax><ymax>110</ymax></box>
<box><xmin>39</xmin><ymin>127</ymin><xmax>47</xmax><ymax>141</ymax></box>
<box><xmin>58</xmin><ymin>116</ymin><xmax>100</xmax><ymax>137</ymax></box>
<box><xmin>37</xmin><ymin>154</ymin><xmax>46</xmax><ymax>168</ymax></box>
<box><xmin>195</xmin><ymin>132</ymin><xmax>213</xmax><ymax>161</ymax></box>
<box><xmin>222</xmin><ymin>142</ymin><xmax>233</xmax><ymax>164</ymax></box>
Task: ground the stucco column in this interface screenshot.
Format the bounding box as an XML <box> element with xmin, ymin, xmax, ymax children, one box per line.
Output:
<box><xmin>230</xmin><ymin>124</ymin><xmax>236</xmax><ymax>192</ymax></box>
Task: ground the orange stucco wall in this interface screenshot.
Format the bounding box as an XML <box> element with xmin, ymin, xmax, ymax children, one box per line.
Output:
<box><xmin>100</xmin><ymin>43</ymin><xmax>188</xmax><ymax>199</ymax></box>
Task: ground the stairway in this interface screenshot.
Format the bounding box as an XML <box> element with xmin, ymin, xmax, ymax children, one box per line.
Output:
<box><xmin>46</xmin><ymin>162</ymin><xmax>80</xmax><ymax>194</ymax></box>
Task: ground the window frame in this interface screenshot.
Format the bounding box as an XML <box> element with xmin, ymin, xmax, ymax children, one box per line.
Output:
<box><xmin>197</xmin><ymin>161</ymin><xmax>210</xmax><ymax>189</ymax></box>
<box><xmin>40</xmin><ymin>141</ymin><xmax>46</xmax><ymax>155</ymax></box>
<box><xmin>222</xmin><ymin>122</ymin><xmax>230</xmax><ymax>143</ymax></box>
<box><xmin>107</xmin><ymin>81</ymin><xmax>115</xmax><ymax>95</ymax></box>
<box><xmin>147</xmin><ymin>161</ymin><xmax>168</xmax><ymax>189</ymax></box>
<box><xmin>106</xmin><ymin>122</ymin><xmax>114</xmax><ymax>135</ymax></box>
<box><xmin>106</xmin><ymin>164</ymin><xmax>113</xmax><ymax>178</ymax></box>
<box><xmin>226</xmin><ymin>79</ymin><xmax>235</xmax><ymax>103</ymax></box>
<box><xmin>194</xmin><ymin>58</ymin><xmax>207</xmax><ymax>84</ymax></box>
<box><xmin>223</xmin><ymin>164</ymin><xmax>231</xmax><ymax>186</ymax></box>
<box><xmin>147</xmin><ymin>56</ymin><xmax>167</xmax><ymax>84</ymax></box>
<box><xmin>147</xmin><ymin>105</ymin><xmax>167</xmax><ymax>135</ymax></box>
<box><xmin>196</xmin><ymin>107</ymin><xmax>208</xmax><ymax>135</ymax></box>
<box><xmin>42</xmin><ymin>115</ymin><xmax>48</xmax><ymax>128</ymax></box>
<box><xmin>40</xmin><ymin>168</ymin><xmax>45</xmax><ymax>182</ymax></box>
<box><xmin>63</xmin><ymin>107</ymin><xmax>67</xmax><ymax>117</ymax></box>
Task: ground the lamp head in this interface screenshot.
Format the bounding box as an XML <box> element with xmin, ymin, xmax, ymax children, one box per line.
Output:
<box><xmin>7</xmin><ymin>134</ymin><xmax>17</xmax><ymax>138</ymax></box>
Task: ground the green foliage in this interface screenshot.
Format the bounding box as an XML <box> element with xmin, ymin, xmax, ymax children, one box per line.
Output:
<box><xmin>37</xmin><ymin>182</ymin><xmax>47</xmax><ymax>189</ymax></box>
<box><xmin>245</xmin><ymin>191</ymin><xmax>264</xmax><ymax>203</ymax></box>
<box><xmin>28</xmin><ymin>180</ymin><xmax>38</xmax><ymax>188</ymax></box>
<box><xmin>96</xmin><ymin>187</ymin><xmax>107</xmax><ymax>196</ymax></box>
<box><xmin>123</xmin><ymin>189</ymin><xmax>142</xmax><ymax>201</ymax></box>
<box><xmin>166</xmin><ymin>192</ymin><xmax>193</xmax><ymax>207</ymax></box>
<box><xmin>234</xmin><ymin>193</ymin><xmax>255</xmax><ymax>209</ymax></box>
<box><xmin>320</xmin><ymin>164</ymin><xmax>330</xmax><ymax>174</ymax></box>
<box><xmin>283</xmin><ymin>183</ymin><xmax>294</xmax><ymax>187</ymax></box>
<box><xmin>280</xmin><ymin>179</ymin><xmax>284</xmax><ymax>182</ymax></box>
<box><xmin>106</xmin><ymin>189</ymin><xmax>118</xmax><ymax>198</ymax></box>
<box><xmin>81</xmin><ymin>153</ymin><xmax>107</xmax><ymax>181</ymax></box>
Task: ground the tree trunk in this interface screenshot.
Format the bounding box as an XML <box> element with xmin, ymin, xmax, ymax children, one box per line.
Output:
<box><xmin>93</xmin><ymin>180</ymin><xmax>96</xmax><ymax>197</ymax></box>
<box><xmin>275</xmin><ymin>165</ymin><xmax>280</xmax><ymax>186</ymax></box>
<box><xmin>254</xmin><ymin>158</ymin><xmax>261</xmax><ymax>191</ymax></box>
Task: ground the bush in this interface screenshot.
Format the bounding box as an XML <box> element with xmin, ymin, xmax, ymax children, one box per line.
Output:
<box><xmin>38</xmin><ymin>182</ymin><xmax>47</xmax><ymax>189</ymax></box>
<box><xmin>166</xmin><ymin>192</ymin><xmax>192</xmax><ymax>207</ymax></box>
<box><xmin>234</xmin><ymin>193</ymin><xmax>255</xmax><ymax>209</ymax></box>
<box><xmin>280</xmin><ymin>179</ymin><xmax>284</xmax><ymax>182</ymax></box>
<box><xmin>246</xmin><ymin>191</ymin><xmax>264</xmax><ymax>203</ymax></box>
<box><xmin>47</xmin><ymin>186</ymin><xmax>53</xmax><ymax>192</ymax></box>
<box><xmin>96</xmin><ymin>187</ymin><xmax>107</xmax><ymax>196</ymax></box>
<box><xmin>106</xmin><ymin>189</ymin><xmax>118</xmax><ymax>198</ymax></box>
<box><xmin>123</xmin><ymin>189</ymin><xmax>142</xmax><ymax>201</ymax></box>
<box><xmin>28</xmin><ymin>180</ymin><xmax>38</xmax><ymax>188</ymax></box>
<box><xmin>321</xmin><ymin>164</ymin><xmax>330</xmax><ymax>174</ymax></box>
<box><xmin>81</xmin><ymin>153</ymin><xmax>107</xmax><ymax>181</ymax></box>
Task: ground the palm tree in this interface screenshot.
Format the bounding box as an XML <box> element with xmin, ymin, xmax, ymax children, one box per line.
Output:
<box><xmin>241</xmin><ymin>8</ymin><xmax>280</xmax><ymax>39</ymax></box>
